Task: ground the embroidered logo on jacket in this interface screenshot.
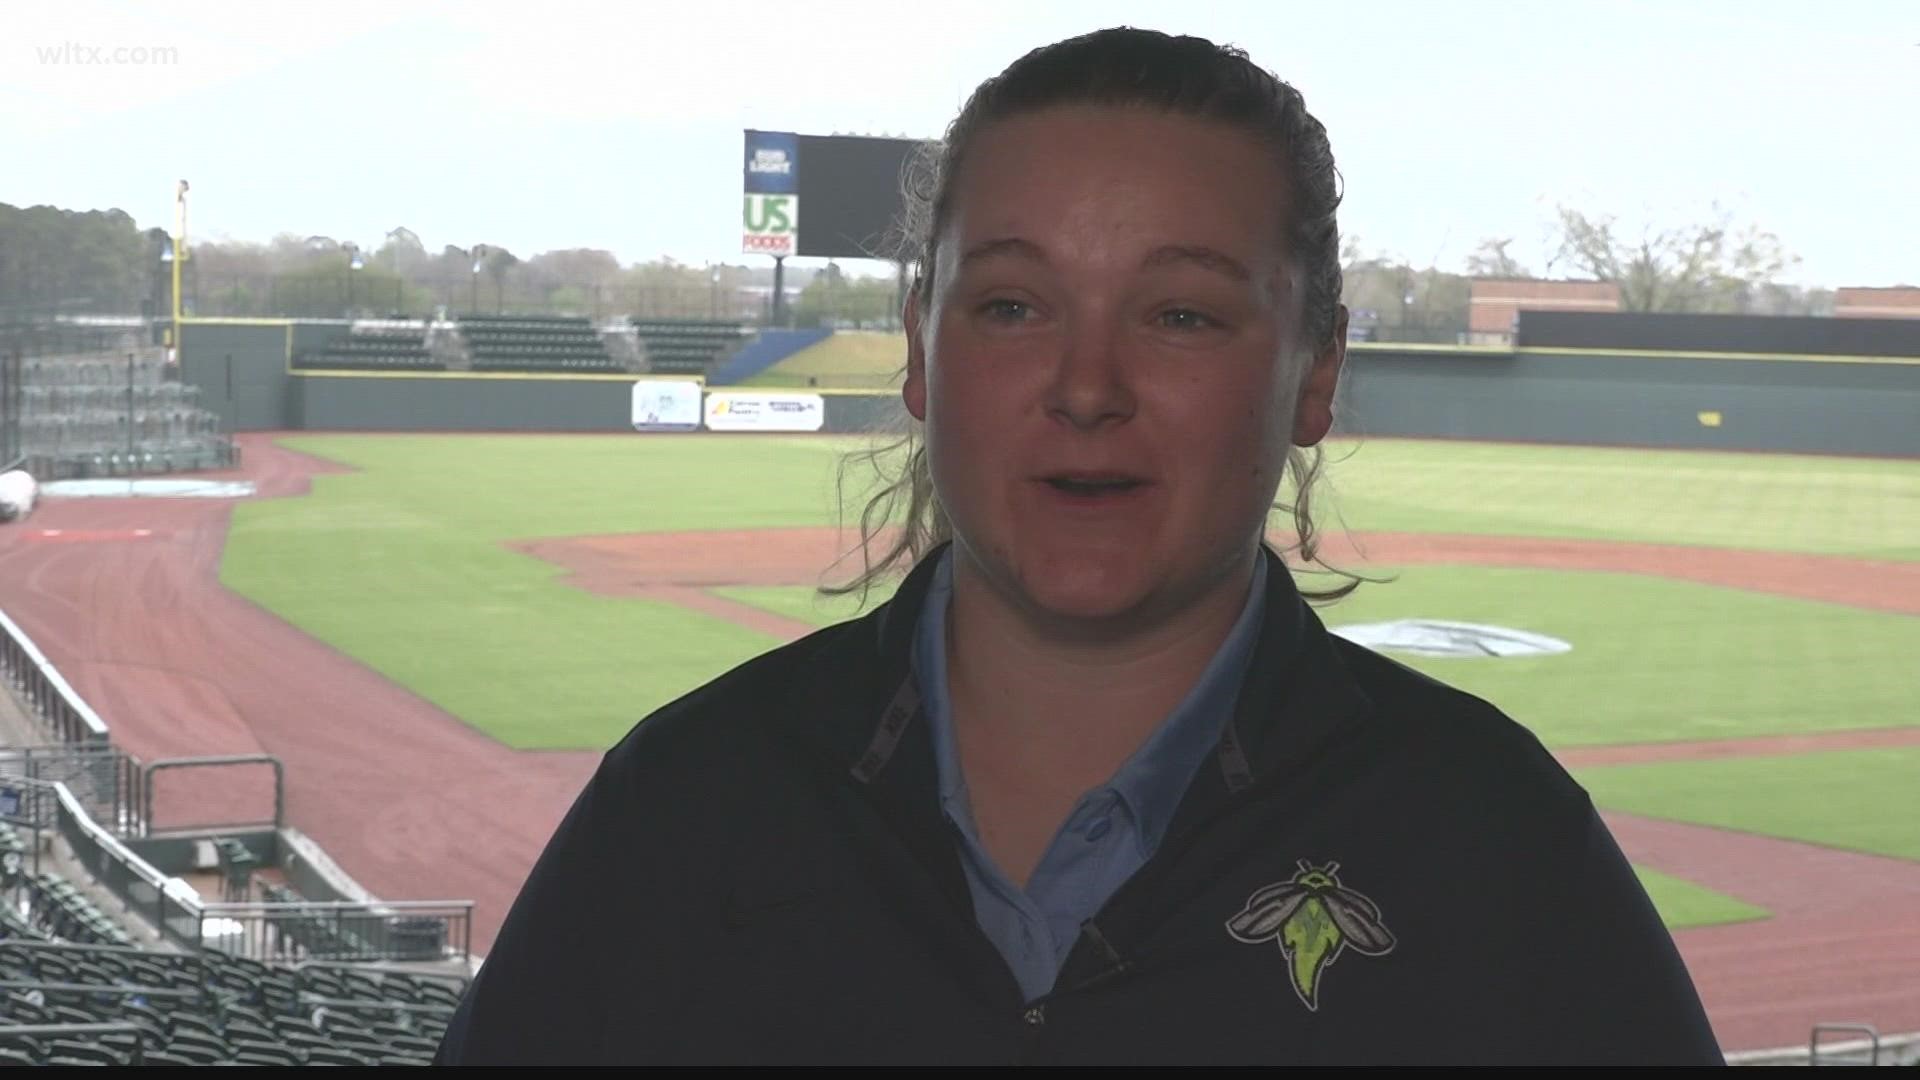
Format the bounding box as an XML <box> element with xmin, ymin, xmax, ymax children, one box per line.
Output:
<box><xmin>1226</xmin><ymin>860</ymin><xmax>1397</xmax><ymax>1012</ymax></box>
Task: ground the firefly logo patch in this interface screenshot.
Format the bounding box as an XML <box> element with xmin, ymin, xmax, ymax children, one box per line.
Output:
<box><xmin>1226</xmin><ymin>860</ymin><xmax>1396</xmax><ymax>1012</ymax></box>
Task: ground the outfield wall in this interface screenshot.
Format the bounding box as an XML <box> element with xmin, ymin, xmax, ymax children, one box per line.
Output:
<box><xmin>1338</xmin><ymin>349</ymin><xmax>1920</xmax><ymax>456</ymax></box>
<box><xmin>289</xmin><ymin>371</ymin><xmax>642</xmax><ymax>431</ymax></box>
<box><xmin>176</xmin><ymin>322</ymin><xmax>1920</xmax><ymax>455</ymax></box>
<box><xmin>176</xmin><ymin>321</ymin><xmax>338</xmax><ymax>432</ymax></box>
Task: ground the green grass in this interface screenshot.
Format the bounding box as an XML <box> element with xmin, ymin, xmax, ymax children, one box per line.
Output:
<box><xmin>747</xmin><ymin>342</ymin><xmax>1920</xmax><ymax>557</ymax></box>
<box><xmin>1316</xmin><ymin>438</ymin><xmax>1920</xmax><ymax>559</ymax></box>
<box><xmin>225</xmin><ymin>435</ymin><xmax>880</xmax><ymax>749</ymax></box>
<box><xmin>1575</xmin><ymin>748</ymin><xmax>1920</xmax><ymax>862</ymax></box>
<box><xmin>714</xmin><ymin>582</ymin><xmax>898</xmax><ymax>626</ymax></box>
<box><xmin>1634</xmin><ymin>868</ymin><xmax>1770</xmax><ymax>930</ymax></box>
<box><xmin>721</xmin><ymin>566</ymin><xmax>1920</xmax><ymax>748</ymax></box>
<box><xmin>265</xmin><ymin>433</ymin><xmax>870</xmax><ymax>536</ymax></box>
<box><xmin>744</xmin><ymin>331</ymin><xmax>906</xmax><ymax>389</ymax></box>
<box><xmin>221</xmin><ymin>531</ymin><xmax>784</xmax><ymax>750</ymax></box>
<box><xmin>224</xmin><ymin>434</ymin><xmax>1919</xmax><ymax>750</ymax></box>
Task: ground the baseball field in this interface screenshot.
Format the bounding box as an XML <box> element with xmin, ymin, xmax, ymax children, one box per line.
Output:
<box><xmin>217</xmin><ymin>430</ymin><xmax>1920</xmax><ymax>915</ymax></box>
<box><xmin>125</xmin><ymin>425</ymin><xmax>1911</xmax><ymax>1051</ymax></box>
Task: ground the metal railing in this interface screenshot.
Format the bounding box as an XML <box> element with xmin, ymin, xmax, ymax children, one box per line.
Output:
<box><xmin>1810</xmin><ymin>1022</ymin><xmax>1881</xmax><ymax>1066</ymax></box>
<box><xmin>0</xmin><ymin>744</ymin><xmax>142</xmax><ymax>837</ymax></box>
<box><xmin>197</xmin><ymin>899</ymin><xmax>473</xmax><ymax>966</ymax></box>
<box><xmin>0</xmin><ymin>773</ymin><xmax>59</xmax><ymax>879</ymax></box>
<box><xmin>0</xmin><ymin>1021</ymin><xmax>151</xmax><ymax>1064</ymax></box>
<box><xmin>0</xmin><ymin>938</ymin><xmax>210</xmax><ymax>979</ymax></box>
<box><xmin>0</xmin><ymin>608</ymin><xmax>111</xmax><ymax>748</ymax></box>
<box><xmin>1</xmin><ymin>610</ymin><xmax>476</xmax><ymax>971</ymax></box>
<box><xmin>49</xmin><ymin>780</ymin><xmax>203</xmax><ymax>950</ymax></box>
<box><xmin>141</xmin><ymin>755</ymin><xmax>282</xmax><ymax>836</ymax></box>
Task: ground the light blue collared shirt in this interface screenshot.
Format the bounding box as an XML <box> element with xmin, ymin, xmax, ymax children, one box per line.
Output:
<box><xmin>912</xmin><ymin>549</ymin><xmax>1268</xmax><ymax>1002</ymax></box>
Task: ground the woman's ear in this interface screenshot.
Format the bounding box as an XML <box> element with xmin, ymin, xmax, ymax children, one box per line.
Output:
<box><xmin>903</xmin><ymin>285</ymin><xmax>928</xmax><ymax>422</ymax></box>
<box><xmin>1292</xmin><ymin>304</ymin><xmax>1348</xmax><ymax>447</ymax></box>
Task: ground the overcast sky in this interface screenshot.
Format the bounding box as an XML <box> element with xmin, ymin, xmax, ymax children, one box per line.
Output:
<box><xmin>5</xmin><ymin>0</ymin><xmax>1915</xmax><ymax>285</ymax></box>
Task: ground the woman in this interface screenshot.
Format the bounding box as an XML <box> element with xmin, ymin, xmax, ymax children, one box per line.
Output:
<box><xmin>437</xmin><ymin>28</ymin><xmax>1721</xmax><ymax>1065</ymax></box>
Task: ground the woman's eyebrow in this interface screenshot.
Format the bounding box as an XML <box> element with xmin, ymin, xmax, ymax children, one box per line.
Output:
<box><xmin>959</xmin><ymin>236</ymin><xmax>1049</xmax><ymax>269</ymax></box>
<box><xmin>1141</xmin><ymin>244</ymin><xmax>1252</xmax><ymax>282</ymax></box>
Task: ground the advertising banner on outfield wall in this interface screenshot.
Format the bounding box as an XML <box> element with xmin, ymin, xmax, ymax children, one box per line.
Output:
<box><xmin>631</xmin><ymin>380</ymin><xmax>703</xmax><ymax>432</ymax></box>
<box><xmin>703</xmin><ymin>391</ymin><xmax>825</xmax><ymax>433</ymax></box>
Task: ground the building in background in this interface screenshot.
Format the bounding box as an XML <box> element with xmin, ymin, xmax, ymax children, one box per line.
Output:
<box><xmin>1834</xmin><ymin>286</ymin><xmax>1920</xmax><ymax>319</ymax></box>
<box><xmin>1468</xmin><ymin>279</ymin><xmax>1621</xmax><ymax>346</ymax></box>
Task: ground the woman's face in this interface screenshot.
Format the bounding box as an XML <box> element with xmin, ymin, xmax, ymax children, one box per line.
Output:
<box><xmin>904</xmin><ymin>105</ymin><xmax>1344</xmax><ymax>635</ymax></box>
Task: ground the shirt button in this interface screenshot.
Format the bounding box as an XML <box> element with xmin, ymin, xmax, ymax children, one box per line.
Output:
<box><xmin>1085</xmin><ymin>818</ymin><xmax>1112</xmax><ymax>842</ymax></box>
<box><xmin>1023</xmin><ymin>1005</ymin><xmax>1046</xmax><ymax>1027</ymax></box>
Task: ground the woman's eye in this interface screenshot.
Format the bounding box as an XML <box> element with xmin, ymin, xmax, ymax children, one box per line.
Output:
<box><xmin>981</xmin><ymin>299</ymin><xmax>1031</xmax><ymax>322</ymax></box>
<box><xmin>1158</xmin><ymin>308</ymin><xmax>1217</xmax><ymax>331</ymax></box>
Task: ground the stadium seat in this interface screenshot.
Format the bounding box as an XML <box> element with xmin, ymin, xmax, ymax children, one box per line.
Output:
<box><xmin>166</xmin><ymin>1029</ymin><xmax>230</xmax><ymax>1059</ymax></box>
<box><xmin>45</xmin><ymin>1039</ymin><xmax>125</xmax><ymax>1066</ymax></box>
<box><xmin>231</xmin><ymin>1038</ymin><xmax>301</xmax><ymax>1065</ymax></box>
<box><xmin>225</xmin><ymin>1019</ymin><xmax>279</xmax><ymax>1045</ymax></box>
<box><xmin>329</xmin><ymin>1028</ymin><xmax>387</xmax><ymax>1054</ymax></box>
<box><xmin>160</xmin><ymin>1041</ymin><xmax>225</xmax><ymax>1065</ymax></box>
<box><xmin>386</xmin><ymin>1034</ymin><xmax>441</xmax><ymax>1056</ymax></box>
<box><xmin>167</xmin><ymin>1014</ymin><xmax>224</xmax><ymax>1042</ymax></box>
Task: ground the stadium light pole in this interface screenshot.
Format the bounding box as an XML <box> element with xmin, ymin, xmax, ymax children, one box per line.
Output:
<box><xmin>771</xmin><ymin>255</ymin><xmax>786</xmax><ymax>327</ymax></box>
<box><xmin>345</xmin><ymin>243</ymin><xmax>364</xmax><ymax>318</ymax></box>
<box><xmin>170</xmin><ymin>180</ymin><xmax>189</xmax><ymax>362</ymax></box>
<box><xmin>471</xmin><ymin>245</ymin><xmax>487</xmax><ymax>315</ymax></box>
<box><xmin>158</xmin><ymin>238</ymin><xmax>174</xmax><ymax>335</ymax></box>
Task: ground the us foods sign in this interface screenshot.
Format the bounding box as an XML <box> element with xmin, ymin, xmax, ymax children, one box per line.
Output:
<box><xmin>743</xmin><ymin>130</ymin><xmax>799</xmax><ymax>257</ymax></box>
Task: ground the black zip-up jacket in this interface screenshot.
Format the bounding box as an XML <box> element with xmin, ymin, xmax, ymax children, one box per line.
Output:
<box><xmin>435</xmin><ymin>544</ymin><xmax>1724</xmax><ymax>1064</ymax></box>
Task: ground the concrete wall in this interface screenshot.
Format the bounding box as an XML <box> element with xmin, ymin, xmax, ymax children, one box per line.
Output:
<box><xmin>177</xmin><ymin>322</ymin><xmax>306</xmax><ymax>432</ymax></box>
<box><xmin>1518</xmin><ymin>310</ymin><xmax>1920</xmax><ymax>357</ymax></box>
<box><xmin>290</xmin><ymin>373</ymin><xmax>638</xmax><ymax>431</ymax></box>
<box><xmin>293</xmin><ymin>373</ymin><xmax>905</xmax><ymax>435</ymax></box>
<box><xmin>1337</xmin><ymin>348</ymin><xmax>1920</xmax><ymax>456</ymax></box>
<box><xmin>180</xmin><ymin>321</ymin><xmax>1918</xmax><ymax>457</ymax></box>
<box><xmin>128</xmin><ymin>830</ymin><xmax>279</xmax><ymax>876</ymax></box>
<box><xmin>822</xmin><ymin>390</ymin><xmax>904</xmax><ymax>435</ymax></box>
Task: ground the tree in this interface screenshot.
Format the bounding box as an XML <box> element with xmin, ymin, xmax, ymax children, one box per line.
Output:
<box><xmin>1336</xmin><ymin>236</ymin><xmax>1472</xmax><ymax>342</ymax></box>
<box><xmin>1547</xmin><ymin>204</ymin><xmax>1797</xmax><ymax>313</ymax></box>
<box><xmin>526</xmin><ymin>248</ymin><xmax>620</xmax><ymax>290</ymax></box>
<box><xmin>0</xmin><ymin>203</ymin><xmax>150</xmax><ymax>316</ymax></box>
<box><xmin>1466</xmin><ymin>238</ymin><xmax>1529</xmax><ymax>279</ymax></box>
<box><xmin>792</xmin><ymin>263</ymin><xmax>897</xmax><ymax>329</ymax></box>
<box><xmin>378</xmin><ymin>226</ymin><xmax>427</xmax><ymax>276</ymax></box>
<box><xmin>474</xmin><ymin>247</ymin><xmax>519</xmax><ymax>314</ymax></box>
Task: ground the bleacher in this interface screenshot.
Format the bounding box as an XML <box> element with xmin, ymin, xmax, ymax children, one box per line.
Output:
<box><xmin>9</xmin><ymin>352</ymin><xmax>238</xmax><ymax>480</ymax></box>
<box><xmin>2</xmin><ymin>824</ymin><xmax>129</xmax><ymax>950</ymax></box>
<box><xmin>0</xmin><ymin>610</ymin><xmax>478</xmax><ymax>1066</ymax></box>
<box><xmin>633</xmin><ymin>317</ymin><xmax>751</xmax><ymax>376</ymax></box>
<box><xmin>0</xmin><ymin>815</ymin><xmax>459</xmax><ymax>1065</ymax></box>
<box><xmin>0</xmin><ymin>939</ymin><xmax>459</xmax><ymax>1065</ymax></box>
<box><xmin>294</xmin><ymin>327</ymin><xmax>441</xmax><ymax>373</ymax></box>
<box><xmin>458</xmin><ymin>315</ymin><xmax>620</xmax><ymax>373</ymax></box>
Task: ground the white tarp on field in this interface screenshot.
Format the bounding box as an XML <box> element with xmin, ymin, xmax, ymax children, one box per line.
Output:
<box><xmin>41</xmin><ymin>479</ymin><xmax>256</xmax><ymax>499</ymax></box>
<box><xmin>1330</xmin><ymin>619</ymin><xmax>1571</xmax><ymax>658</ymax></box>
<box><xmin>0</xmin><ymin>470</ymin><xmax>37</xmax><ymax>522</ymax></box>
